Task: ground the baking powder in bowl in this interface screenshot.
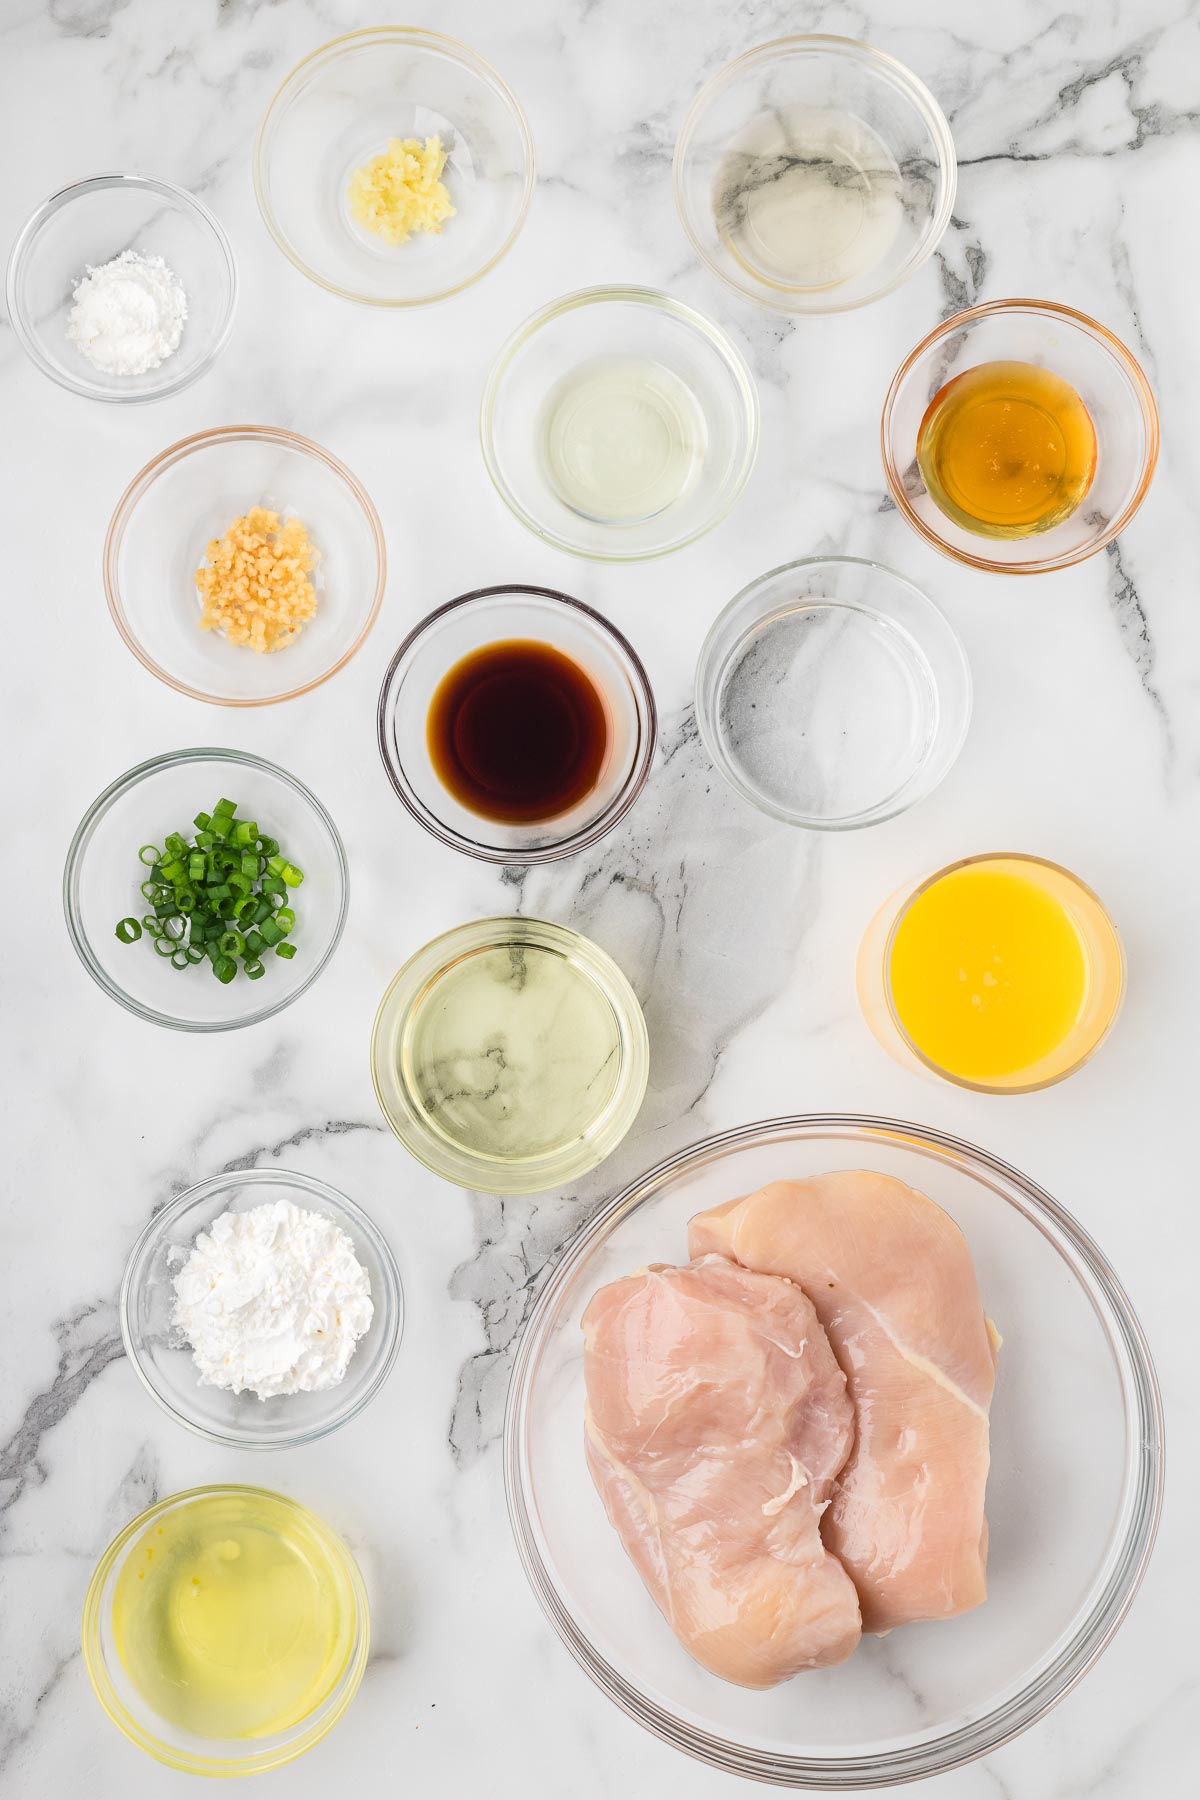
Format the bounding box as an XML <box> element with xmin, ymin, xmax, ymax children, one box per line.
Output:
<box><xmin>172</xmin><ymin>1199</ymin><xmax>373</xmax><ymax>1400</ymax></box>
<box><xmin>67</xmin><ymin>248</ymin><xmax>187</xmax><ymax>375</ymax></box>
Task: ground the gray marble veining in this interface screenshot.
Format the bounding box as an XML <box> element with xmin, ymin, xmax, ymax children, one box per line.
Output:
<box><xmin>0</xmin><ymin>0</ymin><xmax>1196</xmax><ymax>1795</ymax></box>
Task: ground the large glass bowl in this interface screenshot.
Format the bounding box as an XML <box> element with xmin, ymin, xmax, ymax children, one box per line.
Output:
<box><xmin>120</xmin><ymin>1169</ymin><xmax>403</xmax><ymax>1449</ymax></box>
<box><xmin>82</xmin><ymin>1485</ymin><xmax>369</xmax><ymax>1775</ymax></box>
<box><xmin>377</xmin><ymin>585</ymin><xmax>657</xmax><ymax>863</ymax></box>
<box><xmin>5</xmin><ymin>173</ymin><xmax>236</xmax><ymax>402</ymax></box>
<box><xmin>481</xmin><ymin>286</ymin><xmax>759</xmax><ymax>560</ymax></box>
<box><xmin>63</xmin><ymin>748</ymin><xmax>348</xmax><ymax>1032</ymax></box>
<box><xmin>255</xmin><ymin>27</ymin><xmax>534</xmax><ymax>306</ymax></box>
<box><xmin>673</xmin><ymin>38</ymin><xmax>955</xmax><ymax>315</ymax></box>
<box><xmin>505</xmin><ymin>1115</ymin><xmax>1163</xmax><ymax>1788</ymax></box>
<box><xmin>881</xmin><ymin>300</ymin><xmax>1159</xmax><ymax>573</ymax></box>
<box><xmin>105</xmin><ymin>426</ymin><xmax>385</xmax><ymax>706</ymax></box>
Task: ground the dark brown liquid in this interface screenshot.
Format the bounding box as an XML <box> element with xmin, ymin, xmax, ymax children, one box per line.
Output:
<box><xmin>427</xmin><ymin>639</ymin><xmax>610</xmax><ymax>824</ymax></box>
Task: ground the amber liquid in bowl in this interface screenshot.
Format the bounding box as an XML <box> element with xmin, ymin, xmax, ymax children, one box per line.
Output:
<box><xmin>916</xmin><ymin>360</ymin><xmax>1097</xmax><ymax>539</ymax></box>
<box><xmin>427</xmin><ymin>639</ymin><xmax>609</xmax><ymax>823</ymax></box>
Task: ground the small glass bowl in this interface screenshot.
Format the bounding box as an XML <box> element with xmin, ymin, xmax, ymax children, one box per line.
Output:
<box><xmin>120</xmin><ymin>1169</ymin><xmax>403</xmax><ymax>1448</ymax></box>
<box><xmin>673</xmin><ymin>37</ymin><xmax>956</xmax><ymax>315</ymax></box>
<box><xmin>481</xmin><ymin>286</ymin><xmax>759</xmax><ymax>560</ymax></box>
<box><xmin>857</xmin><ymin>853</ymin><xmax>1127</xmax><ymax>1093</ymax></box>
<box><xmin>504</xmin><ymin>1115</ymin><xmax>1163</xmax><ymax>1787</ymax></box>
<box><xmin>882</xmin><ymin>300</ymin><xmax>1160</xmax><ymax>573</ymax></box>
<box><xmin>82</xmin><ymin>1485</ymin><xmax>369</xmax><ymax>1775</ymax></box>
<box><xmin>371</xmin><ymin>917</ymin><xmax>650</xmax><ymax>1196</ymax></box>
<box><xmin>105</xmin><ymin>425</ymin><xmax>385</xmax><ymax>707</ymax></box>
<box><xmin>5</xmin><ymin>174</ymin><xmax>236</xmax><ymax>402</ymax></box>
<box><xmin>377</xmin><ymin>585</ymin><xmax>657</xmax><ymax>863</ymax></box>
<box><xmin>63</xmin><ymin>748</ymin><xmax>348</xmax><ymax>1032</ymax></box>
<box><xmin>695</xmin><ymin>556</ymin><xmax>970</xmax><ymax>829</ymax></box>
<box><xmin>255</xmin><ymin>27</ymin><xmax>534</xmax><ymax>306</ymax></box>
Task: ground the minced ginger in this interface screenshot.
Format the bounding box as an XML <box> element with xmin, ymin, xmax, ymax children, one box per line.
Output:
<box><xmin>195</xmin><ymin>508</ymin><xmax>319</xmax><ymax>654</ymax></box>
<box><xmin>347</xmin><ymin>135</ymin><xmax>455</xmax><ymax>246</ymax></box>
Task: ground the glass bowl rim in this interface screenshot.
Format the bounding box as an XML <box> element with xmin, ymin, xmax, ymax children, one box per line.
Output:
<box><xmin>479</xmin><ymin>283</ymin><xmax>761</xmax><ymax>562</ymax></box>
<box><xmin>118</xmin><ymin>1167</ymin><xmax>405</xmax><ymax>1448</ymax></box>
<box><xmin>370</xmin><ymin>913</ymin><xmax>651</xmax><ymax>1195</ymax></box>
<box><xmin>81</xmin><ymin>1482</ymin><xmax>370</xmax><ymax>1775</ymax></box>
<box><xmin>62</xmin><ymin>745</ymin><xmax>350</xmax><ymax>1032</ymax></box>
<box><xmin>880</xmin><ymin>298</ymin><xmax>1161</xmax><ymax>573</ymax></box>
<box><xmin>694</xmin><ymin>553</ymin><xmax>972</xmax><ymax>831</ymax></box>
<box><xmin>103</xmin><ymin>422</ymin><xmax>387</xmax><ymax>706</ymax></box>
<box><xmin>672</xmin><ymin>35</ymin><xmax>958</xmax><ymax>316</ymax></box>
<box><xmin>376</xmin><ymin>583</ymin><xmax>659</xmax><ymax>864</ymax></box>
<box><xmin>879</xmin><ymin>851</ymin><xmax>1127</xmax><ymax>1093</ymax></box>
<box><xmin>5</xmin><ymin>171</ymin><xmax>238</xmax><ymax>403</ymax></box>
<box><xmin>503</xmin><ymin>1111</ymin><xmax>1164</xmax><ymax>1788</ymax></box>
<box><xmin>253</xmin><ymin>25</ymin><xmax>536</xmax><ymax>308</ymax></box>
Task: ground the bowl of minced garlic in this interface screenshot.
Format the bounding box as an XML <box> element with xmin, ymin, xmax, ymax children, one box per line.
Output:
<box><xmin>196</xmin><ymin>509</ymin><xmax>319</xmax><ymax>654</ymax></box>
<box><xmin>347</xmin><ymin>136</ymin><xmax>455</xmax><ymax>246</ymax></box>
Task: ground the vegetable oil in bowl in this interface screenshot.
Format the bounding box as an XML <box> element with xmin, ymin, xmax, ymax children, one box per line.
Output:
<box><xmin>916</xmin><ymin>360</ymin><xmax>1097</xmax><ymax>538</ymax></box>
<box><xmin>539</xmin><ymin>355</ymin><xmax>708</xmax><ymax>522</ymax></box>
<box><xmin>111</xmin><ymin>1488</ymin><xmax>358</xmax><ymax>1740</ymax></box>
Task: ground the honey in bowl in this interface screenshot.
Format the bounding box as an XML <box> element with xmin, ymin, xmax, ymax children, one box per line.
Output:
<box><xmin>427</xmin><ymin>638</ymin><xmax>610</xmax><ymax>824</ymax></box>
<box><xmin>916</xmin><ymin>360</ymin><xmax>1097</xmax><ymax>538</ymax></box>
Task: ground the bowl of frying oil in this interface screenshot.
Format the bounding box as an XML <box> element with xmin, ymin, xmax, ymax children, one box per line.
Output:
<box><xmin>882</xmin><ymin>299</ymin><xmax>1159</xmax><ymax>573</ymax></box>
<box><xmin>82</xmin><ymin>1486</ymin><xmax>369</xmax><ymax>1775</ymax></box>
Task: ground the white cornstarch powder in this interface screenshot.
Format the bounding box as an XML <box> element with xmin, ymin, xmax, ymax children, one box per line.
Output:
<box><xmin>172</xmin><ymin>1200</ymin><xmax>374</xmax><ymax>1401</ymax></box>
<box><xmin>66</xmin><ymin>248</ymin><xmax>188</xmax><ymax>375</ymax></box>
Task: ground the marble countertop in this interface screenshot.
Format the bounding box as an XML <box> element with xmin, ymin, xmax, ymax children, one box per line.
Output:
<box><xmin>1</xmin><ymin>1</ymin><xmax>1195</xmax><ymax>1795</ymax></box>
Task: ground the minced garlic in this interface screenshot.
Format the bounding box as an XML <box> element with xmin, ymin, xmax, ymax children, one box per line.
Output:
<box><xmin>347</xmin><ymin>135</ymin><xmax>455</xmax><ymax>246</ymax></box>
<box><xmin>195</xmin><ymin>508</ymin><xmax>319</xmax><ymax>655</ymax></box>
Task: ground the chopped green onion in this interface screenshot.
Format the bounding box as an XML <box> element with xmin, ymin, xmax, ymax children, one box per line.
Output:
<box><xmin>118</xmin><ymin>798</ymin><xmax>303</xmax><ymax>989</ymax></box>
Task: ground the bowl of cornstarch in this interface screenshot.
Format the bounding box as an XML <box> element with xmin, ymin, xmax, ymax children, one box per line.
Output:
<box><xmin>5</xmin><ymin>172</ymin><xmax>236</xmax><ymax>402</ymax></box>
<box><xmin>120</xmin><ymin>1167</ymin><xmax>403</xmax><ymax>1448</ymax></box>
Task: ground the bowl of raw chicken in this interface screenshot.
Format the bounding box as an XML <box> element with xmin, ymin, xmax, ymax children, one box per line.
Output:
<box><xmin>504</xmin><ymin>1115</ymin><xmax>1163</xmax><ymax>1787</ymax></box>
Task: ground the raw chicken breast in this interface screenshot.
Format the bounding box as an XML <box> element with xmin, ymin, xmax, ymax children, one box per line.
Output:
<box><xmin>582</xmin><ymin>1253</ymin><xmax>862</xmax><ymax>1687</ymax></box>
<box><xmin>689</xmin><ymin>1174</ymin><xmax>996</xmax><ymax>1634</ymax></box>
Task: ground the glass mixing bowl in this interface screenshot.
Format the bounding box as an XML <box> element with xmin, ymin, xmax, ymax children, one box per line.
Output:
<box><xmin>674</xmin><ymin>38</ymin><xmax>956</xmax><ymax>315</ymax></box>
<box><xmin>377</xmin><ymin>585</ymin><xmax>657</xmax><ymax>863</ymax></box>
<box><xmin>255</xmin><ymin>27</ymin><xmax>534</xmax><ymax>306</ymax></box>
<box><xmin>881</xmin><ymin>300</ymin><xmax>1160</xmax><ymax>573</ymax></box>
<box><xmin>63</xmin><ymin>748</ymin><xmax>348</xmax><ymax>1032</ymax></box>
<box><xmin>481</xmin><ymin>286</ymin><xmax>759</xmax><ymax>560</ymax></box>
<box><xmin>505</xmin><ymin>1115</ymin><xmax>1163</xmax><ymax>1787</ymax></box>
<box><xmin>104</xmin><ymin>425</ymin><xmax>385</xmax><ymax>706</ymax></box>
<box><xmin>82</xmin><ymin>1485</ymin><xmax>369</xmax><ymax>1775</ymax></box>
<box><xmin>694</xmin><ymin>556</ymin><xmax>970</xmax><ymax>830</ymax></box>
<box><xmin>5</xmin><ymin>173</ymin><xmax>236</xmax><ymax>402</ymax></box>
<box><xmin>120</xmin><ymin>1169</ymin><xmax>403</xmax><ymax>1448</ymax></box>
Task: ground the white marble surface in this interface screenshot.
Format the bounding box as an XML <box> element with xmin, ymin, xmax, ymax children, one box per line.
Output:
<box><xmin>1</xmin><ymin>0</ymin><xmax>1196</xmax><ymax>1794</ymax></box>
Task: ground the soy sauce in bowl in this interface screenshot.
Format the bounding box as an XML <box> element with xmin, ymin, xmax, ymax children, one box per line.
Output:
<box><xmin>427</xmin><ymin>639</ymin><xmax>609</xmax><ymax>824</ymax></box>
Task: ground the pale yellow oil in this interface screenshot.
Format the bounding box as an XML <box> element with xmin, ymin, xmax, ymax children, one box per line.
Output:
<box><xmin>112</xmin><ymin>1490</ymin><xmax>356</xmax><ymax>1741</ymax></box>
